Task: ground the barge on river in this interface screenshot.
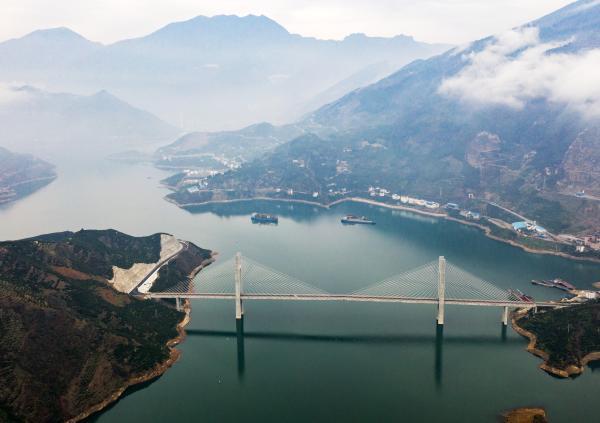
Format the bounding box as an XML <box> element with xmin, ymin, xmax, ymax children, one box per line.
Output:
<box><xmin>341</xmin><ymin>215</ymin><xmax>375</xmax><ymax>225</ymax></box>
<box><xmin>531</xmin><ymin>278</ymin><xmax>576</xmax><ymax>291</ymax></box>
<box><xmin>251</xmin><ymin>213</ymin><xmax>279</xmax><ymax>224</ymax></box>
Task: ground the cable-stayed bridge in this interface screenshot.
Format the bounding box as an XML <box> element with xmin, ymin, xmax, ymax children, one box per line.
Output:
<box><xmin>145</xmin><ymin>254</ymin><xmax>562</xmax><ymax>325</ymax></box>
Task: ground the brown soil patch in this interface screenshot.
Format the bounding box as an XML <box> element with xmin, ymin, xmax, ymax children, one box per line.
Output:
<box><xmin>51</xmin><ymin>266</ymin><xmax>105</xmax><ymax>282</ymax></box>
<box><xmin>95</xmin><ymin>287</ymin><xmax>130</xmax><ymax>307</ymax></box>
<box><xmin>502</xmin><ymin>407</ymin><xmax>547</xmax><ymax>423</ymax></box>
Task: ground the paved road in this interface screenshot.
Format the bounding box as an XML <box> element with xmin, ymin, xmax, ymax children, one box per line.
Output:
<box><xmin>145</xmin><ymin>292</ymin><xmax>561</xmax><ymax>308</ymax></box>
<box><xmin>130</xmin><ymin>241</ymin><xmax>188</xmax><ymax>296</ymax></box>
<box><xmin>485</xmin><ymin>201</ymin><xmax>529</xmax><ymax>221</ymax></box>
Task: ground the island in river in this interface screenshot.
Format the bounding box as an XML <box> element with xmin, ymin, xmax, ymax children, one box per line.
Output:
<box><xmin>512</xmin><ymin>299</ymin><xmax>600</xmax><ymax>378</ymax></box>
<box><xmin>0</xmin><ymin>147</ymin><xmax>56</xmax><ymax>205</ymax></box>
<box><xmin>0</xmin><ymin>229</ymin><xmax>211</xmax><ymax>422</ymax></box>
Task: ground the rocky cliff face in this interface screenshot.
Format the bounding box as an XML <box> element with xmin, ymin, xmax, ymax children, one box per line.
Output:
<box><xmin>560</xmin><ymin>128</ymin><xmax>600</xmax><ymax>197</ymax></box>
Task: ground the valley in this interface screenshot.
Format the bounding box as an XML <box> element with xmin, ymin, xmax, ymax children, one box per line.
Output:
<box><xmin>157</xmin><ymin>1</ymin><xmax>600</xmax><ymax>259</ymax></box>
<box><xmin>0</xmin><ymin>1</ymin><xmax>599</xmax><ymax>422</ymax></box>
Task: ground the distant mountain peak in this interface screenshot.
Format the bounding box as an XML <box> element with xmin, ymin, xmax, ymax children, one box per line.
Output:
<box><xmin>142</xmin><ymin>13</ymin><xmax>290</xmax><ymax>45</ymax></box>
<box><xmin>92</xmin><ymin>89</ymin><xmax>114</xmax><ymax>98</ymax></box>
<box><xmin>21</xmin><ymin>27</ymin><xmax>97</xmax><ymax>44</ymax></box>
<box><xmin>343</xmin><ymin>32</ymin><xmax>414</xmax><ymax>42</ymax></box>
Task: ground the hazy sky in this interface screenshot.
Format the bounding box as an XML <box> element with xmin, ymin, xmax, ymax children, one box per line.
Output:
<box><xmin>1</xmin><ymin>0</ymin><xmax>575</xmax><ymax>44</ymax></box>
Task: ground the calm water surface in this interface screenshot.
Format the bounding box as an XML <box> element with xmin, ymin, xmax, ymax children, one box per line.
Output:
<box><xmin>1</xmin><ymin>160</ymin><xmax>599</xmax><ymax>422</ymax></box>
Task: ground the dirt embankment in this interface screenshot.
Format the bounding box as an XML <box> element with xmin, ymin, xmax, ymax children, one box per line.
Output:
<box><xmin>109</xmin><ymin>234</ymin><xmax>182</xmax><ymax>293</ymax></box>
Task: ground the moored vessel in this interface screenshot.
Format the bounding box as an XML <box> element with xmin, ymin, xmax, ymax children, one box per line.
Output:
<box><xmin>531</xmin><ymin>278</ymin><xmax>576</xmax><ymax>292</ymax></box>
<box><xmin>341</xmin><ymin>215</ymin><xmax>375</xmax><ymax>225</ymax></box>
<box><xmin>251</xmin><ymin>213</ymin><xmax>279</xmax><ymax>224</ymax></box>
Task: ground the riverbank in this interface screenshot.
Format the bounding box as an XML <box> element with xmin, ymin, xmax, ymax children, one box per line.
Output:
<box><xmin>67</xmin><ymin>300</ymin><xmax>192</xmax><ymax>423</ymax></box>
<box><xmin>167</xmin><ymin>194</ymin><xmax>600</xmax><ymax>264</ymax></box>
<box><xmin>0</xmin><ymin>174</ymin><xmax>57</xmax><ymax>205</ymax></box>
<box><xmin>70</xmin><ymin>245</ymin><xmax>216</xmax><ymax>423</ymax></box>
<box><xmin>511</xmin><ymin>308</ymin><xmax>600</xmax><ymax>378</ymax></box>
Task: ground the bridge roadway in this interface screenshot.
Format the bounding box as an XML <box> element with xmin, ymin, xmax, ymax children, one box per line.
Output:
<box><xmin>143</xmin><ymin>292</ymin><xmax>559</xmax><ymax>308</ymax></box>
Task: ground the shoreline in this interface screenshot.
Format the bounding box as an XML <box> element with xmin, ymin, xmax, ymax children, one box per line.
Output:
<box><xmin>68</xmin><ymin>302</ymin><xmax>191</xmax><ymax>423</ymax></box>
<box><xmin>167</xmin><ymin>195</ymin><xmax>600</xmax><ymax>264</ymax></box>
<box><xmin>0</xmin><ymin>174</ymin><xmax>58</xmax><ymax>205</ymax></box>
<box><xmin>67</xmin><ymin>256</ymin><xmax>210</xmax><ymax>423</ymax></box>
<box><xmin>511</xmin><ymin>310</ymin><xmax>600</xmax><ymax>378</ymax></box>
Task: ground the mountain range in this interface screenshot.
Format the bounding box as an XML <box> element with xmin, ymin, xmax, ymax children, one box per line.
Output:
<box><xmin>0</xmin><ymin>86</ymin><xmax>179</xmax><ymax>161</ymax></box>
<box><xmin>171</xmin><ymin>0</ymin><xmax>600</xmax><ymax>236</ymax></box>
<box><xmin>0</xmin><ymin>15</ymin><xmax>450</xmax><ymax>131</ymax></box>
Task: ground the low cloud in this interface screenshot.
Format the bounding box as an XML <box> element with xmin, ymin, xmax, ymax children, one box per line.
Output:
<box><xmin>572</xmin><ymin>0</ymin><xmax>600</xmax><ymax>13</ymax></box>
<box><xmin>439</xmin><ymin>27</ymin><xmax>600</xmax><ymax>119</ymax></box>
<box><xmin>0</xmin><ymin>84</ymin><xmax>31</xmax><ymax>106</ymax></box>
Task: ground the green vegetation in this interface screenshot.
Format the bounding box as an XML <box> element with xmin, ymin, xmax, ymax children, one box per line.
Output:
<box><xmin>162</xmin><ymin>5</ymin><xmax>600</xmax><ymax>238</ymax></box>
<box><xmin>0</xmin><ymin>229</ymin><xmax>206</xmax><ymax>422</ymax></box>
<box><xmin>161</xmin><ymin>172</ymin><xmax>187</xmax><ymax>188</ymax></box>
<box><xmin>519</xmin><ymin>300</ymin><xmax>600</xmax><ymax>371</ymax></box>
<box><xmin>20</xmin><ymin>229</ymin><xmax>162</xmax><ymax>278</ymax></box>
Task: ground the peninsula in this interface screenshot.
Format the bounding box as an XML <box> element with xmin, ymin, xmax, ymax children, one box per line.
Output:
<box><xmin>0</xmin><ymin>229</ymin><xmax>211</xmax><ymax>422</ymax></box>
<box><xmin>0</xmin><ymin>147</ymin><xmax>56</xmax><ymax>204</ymax></box>
<box><xmin>512</xmin><ymin>300</ymin><xmax>600</xmax><ymax>378</ymax></box>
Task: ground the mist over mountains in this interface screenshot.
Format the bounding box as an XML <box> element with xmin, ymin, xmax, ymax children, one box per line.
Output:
<box><xmin>181</xmin><ymin>0</ymin><xmax>600</xmax><ymax>235</ymax></box>
<box><xmin>0</xmin><ymin>15</ymin><xmax>450</xmax><ymax>132</ymax></box>
<box><xmin>0</xmin><ymin>85</ymin><xmax>178</xmax><ymax>161</ymax></box>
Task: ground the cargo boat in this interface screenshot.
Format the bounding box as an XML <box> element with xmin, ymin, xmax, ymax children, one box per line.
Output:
<box><xmin>341</xmin><ymin>215</ymin><xmax>375</xmax><ymax>225</ymax></box>
<box><xmin>531</xmin><ymin>278</ymin><xmax>576</xmax><ymax>292</ymax></box>
<box><xmin>508</xmin><ymin>288</ymin><xmax>534</xmax><ymax>303</ymax></box>
<box><xmin>251</xmin><ymin>213</ymin><xmax>279</xmax><ymax>224</ymax></box>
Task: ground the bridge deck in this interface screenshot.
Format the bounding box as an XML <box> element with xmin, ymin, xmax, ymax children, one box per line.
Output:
<box><xmin>145</xmin><ymin>292</ymin><xmax>559</xmax><ymax>308</ymax></box>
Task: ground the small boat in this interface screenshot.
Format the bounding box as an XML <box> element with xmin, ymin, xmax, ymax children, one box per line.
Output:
<box><xmin>341</xmin><ymin>215</ymin><xmax>375</xmax><ymax>225</ymax></box>
<box><xmin>251</xmin><ymin>213</ymin><xmax>278</xmax><ymax>224</ymax></box>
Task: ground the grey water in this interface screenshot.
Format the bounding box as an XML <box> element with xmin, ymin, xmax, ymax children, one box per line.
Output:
<box><xmin>1</xmin><ymin>160</ymin><xmax>598</xmax><ymax>422</ymax></box>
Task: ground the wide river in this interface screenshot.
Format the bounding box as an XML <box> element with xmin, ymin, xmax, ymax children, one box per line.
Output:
<box><xmin>1</xmin><ymin>159</ymin><xmax>599</xmax><ymax>422</ymax></box>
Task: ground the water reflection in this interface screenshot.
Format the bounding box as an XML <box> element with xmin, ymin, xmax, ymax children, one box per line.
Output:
<box><xmin>188</xmin><ymin>324</ymin><xmax>517</xmax><ymax>385</ymax></box>
<box><xmin>185</xmin><ymin>200</ymin><xmax>324</xmax><ymax>223</ymax></box>
<box><xmin>435</xmin><ymin>324</ymin><xmax>443</xmax><ymax>390</ymax></box>
<box><xmin>236</xmin><ymin>318</ymin><xmax>245</xmax><ymax>380</ymax></box>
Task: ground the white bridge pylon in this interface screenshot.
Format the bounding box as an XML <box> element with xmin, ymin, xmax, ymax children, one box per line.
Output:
<box><xmin>147</xmin><ymin>253</ymin><xmax>559</xmax><ymax>325</ymax></box>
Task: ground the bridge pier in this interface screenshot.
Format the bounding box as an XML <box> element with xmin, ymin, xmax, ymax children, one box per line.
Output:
<box><xmin>235</xmin><ymin>252</ymin><xmax>243</xmax><ymax>320</ymax></box>
<box><xmin>176</xmin><ymin>297</ymin><xmax>181</xmax><ymax>312</ymax></box>
<box><xmin>502</xmin><ymin>306</ymin><xmax>509</xmax><ymax>326</ymax></box>
<box><xmin>437</xmin><ymin>256</ymin><xmax>446</xmax><ymax>326</ymax></box>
